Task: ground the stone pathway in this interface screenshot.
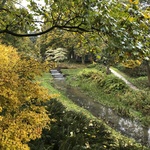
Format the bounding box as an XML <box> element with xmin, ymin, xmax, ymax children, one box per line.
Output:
<box><xmin>110</xmin><ymin>68</ymin><xmax>139</xmax><ymax>90</ymax></box>
<box><xmin>50</xmin><ymin>69</ymin><xmax>65</xmax><ymax>80</ymax></box>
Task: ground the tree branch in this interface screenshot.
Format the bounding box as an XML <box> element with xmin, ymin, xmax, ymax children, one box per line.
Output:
<box><xmin>0</xmin><ymin>25</ymin><xmax>92</xmax><ymax>37</ymax></box>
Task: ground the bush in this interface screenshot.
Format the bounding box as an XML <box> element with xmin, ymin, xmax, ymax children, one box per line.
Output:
<box><xmin>120</xmin><ymin>91</ymin><xmax>150</xmax><ymax>116</ymax></box>
<box><xmin>87</xmin><ymin>63</ymin><xmax>97</xmax><ymax>68</ymax></box>
<box><xmin>102</xmin><ymin>75</ymin><xmax>129</xmax><ymax>93</ymax></box>
<box><xmin>78</xmin><ymin>69</ymin><xmax>104</xmax><ymax>81</ymax></box>
<box><xmin>78</xmin><ymin>69</ymin><xmax>128</xmax><ymax>94</ymax></box>
<box><xmin>0</xmin><ymin>44</ymin><xmax>51</xmax><ymax>150</ymax></box>
<box><xmin>116</xmin><ymin>64</ymin><xmax>147</xmax><ymax>77</ymax></box>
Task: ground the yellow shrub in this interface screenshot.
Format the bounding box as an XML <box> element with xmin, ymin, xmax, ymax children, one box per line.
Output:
<box><xmin>129</xmin><ymin>0</ymin><xmax>139</xmax><ymax>5</ymax></box>
<box><xmin>121</xmin><ymin>59</ymin><xmax>142</xmax><ymax>68</ymax></box>
<box><xmin>0</xmin><ymin>44</ymin><xmax>53</xmax><ymax>149</ymax></box>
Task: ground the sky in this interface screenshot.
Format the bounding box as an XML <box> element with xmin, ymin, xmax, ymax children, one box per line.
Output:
<box><xmin>15</xmin><ymin>0</ymin><xmax>29</xmax><ymax>8</ymax></box>
<box><xmin>16</xmin><ymin>0</ymin><xmax>45</xmax><ymax>8</ymax></box>
<box><xmin>15</xmin><ymin>0</ymin><xmax>46</xmax><ymax>30</ymax></box>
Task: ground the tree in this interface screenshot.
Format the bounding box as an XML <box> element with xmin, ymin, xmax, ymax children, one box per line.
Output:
<box><xmin>72</xmin><ymin>32</ymin><xmax>102</xmax><ymax>64</ymax></box>
<box><xmin>44</xmin><ymin>30</ymin><xmax>77</xmax><ymax>61</ymax></box>
<box><xmin>0</xmin><ymin>44</ymin><xmax>54</xmax><ymax>149</ymax></box>
<box><xmin>0</xmin><ymin>0</ymin><xmax>149</xmax><ymax>81</ymax></box>
<box><xmin>1</xmin><ymin>0</ymin><xmax>144</xmax><ymax>37</ymax></box>
<box><xmin>0</xmin><ymin>0</ymin><xmax>96</xmax><ymax>36</ymax></box>
<box><xmin>45</xmin><ymin>47</ymin><xmax>67</xmax><ymax>66</ymax></box>
<box><xmin>0</xmin><ymin>34</ymin><xmax>34</xmax><ymax>54</ymax></box>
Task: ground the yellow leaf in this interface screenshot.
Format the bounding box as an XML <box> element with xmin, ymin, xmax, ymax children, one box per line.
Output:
<box><xmin>128</xmin><ymin>17</ymin><xmax>134</xmax><ymax>22</ymax></box>
<box><xmin>129</xmin><ymin>0</ymin><xmax>139</xmax><ymax>5</ymax></box>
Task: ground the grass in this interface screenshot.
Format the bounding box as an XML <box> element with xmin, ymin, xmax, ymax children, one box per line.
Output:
<box><xmin>38</xmin><ymin>72</ymin><xmax>99</xmax><ymax>117</ymax></box>
<box><xmin>61</xmin><ymin>66</ymin><xmax>150</xmax><ymax>126</ymax></box>
<box><xmin>111</xmin><ymin>67</ymin><xmax>150</xmax><ymax>90</ymax></box>
<box><xmin>38</xmin><ymin>72</ymin><xmax>149</xmax><ymax>150</ymax></box>
<box><xmin>128</xmin><ymin>77</ymin><xmax>149</xmax><ymax>90</ymax></box>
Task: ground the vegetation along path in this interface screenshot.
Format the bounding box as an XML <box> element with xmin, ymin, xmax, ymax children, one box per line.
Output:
<box><xmin>109</xmin><ymin>68</ymin><xmax>139</xmax><ymax>91</ymax></box>
<box><xmin>50</xmin><ymin>69</ymin><xmax>150</xmax><ymax>148</ymax></box>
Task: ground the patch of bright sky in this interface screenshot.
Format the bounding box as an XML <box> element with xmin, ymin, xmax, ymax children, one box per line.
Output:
<box><xmin>22</xmin><ymin>0</ymin><xmax>29</xmax><ymax>6</ymax></box>
<box><xmin>16</xmin><ymin>0</ymin><xmax>45</xmax><ymax>8</ymax></box>
<box><xmin>15</xmin><ymin>0</ymin><xmax>46</xmax><ymax>30</ymax></box>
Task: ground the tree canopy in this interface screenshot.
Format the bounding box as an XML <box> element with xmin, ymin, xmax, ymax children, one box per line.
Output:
<box><xmin>0</xmin><ymin>0</ymin><xmax>148</xmax><ymax>35</ymax></box>
<box><xmin>0</xmin><ymin>0</ymin><xmax>150</xmax><ymax>77</ymax></box>
<box><xmin>0</xmin><ymin>0</ymin><xmax>149</xmax><ymax>60</ymax></box>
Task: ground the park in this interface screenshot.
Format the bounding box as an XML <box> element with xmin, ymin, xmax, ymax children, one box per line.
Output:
<box><xmin>0</xmin><ymin>0</ymin><xmax>150</xmax><ymax>149</ymax></box>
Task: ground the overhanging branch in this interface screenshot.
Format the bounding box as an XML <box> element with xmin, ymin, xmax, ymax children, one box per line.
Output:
<box><xmin>0</xmin><ymin>25</ymin><xmax>92</xmax><ymax>37</ymax></box>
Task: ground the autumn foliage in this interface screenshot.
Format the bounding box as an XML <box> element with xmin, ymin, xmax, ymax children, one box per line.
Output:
<box><xmin>0</xmin><ymin>44</ymin><xmax>52</xmax><ymax>150</ymax></box>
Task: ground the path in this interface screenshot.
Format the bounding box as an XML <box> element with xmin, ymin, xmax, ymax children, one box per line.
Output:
<box><xmin>110</xmin><ymin>68</ymin><xmax>139</xmax><ymax>90</ymax></box>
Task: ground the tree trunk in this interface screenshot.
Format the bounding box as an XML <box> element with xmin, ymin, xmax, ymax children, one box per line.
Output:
<box><xmin>146</xmin><ymin>60</ymin><xmax>150</xmax><ymax>87</ymax></box>
<box><xmin>89</xmin><ymin>54</ymin><xmax>93</xmax><ymax>63</ymax></box>
<box><xmin>106</xmin><ymin>64</ymin><xmax>111</xmax><ymax>75</ymax></box>
<box><xmin>82</xmin><ymin>55</ymin><xmax>85</xmax><ymax>64</ymax></box>
<box><xmin>68</xmin><ymin>47</ymin><xmax>75</xmax><ymax>61</ymax></box>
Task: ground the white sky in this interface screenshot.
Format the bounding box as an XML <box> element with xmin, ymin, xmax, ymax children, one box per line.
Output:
<box><xmin>16</xmin><ymin>0</ymin><xmax>45</xmax><ymax>8</ymax></box>
<box><xmin>15</xmin><ymin>0</ymin><xmax>46</xmax><ymax>29</ymax></box>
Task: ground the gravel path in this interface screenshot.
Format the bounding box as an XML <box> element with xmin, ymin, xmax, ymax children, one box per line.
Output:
<box><xmin>110</xmin><ymin>68</ymin><xmax>139</xmax><ymax>90</ymax></box>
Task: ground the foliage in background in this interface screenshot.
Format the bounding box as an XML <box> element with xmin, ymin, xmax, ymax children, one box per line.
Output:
<box><xmin>116</xmin><ymin>63</ymin><xmax>147</xmax><ymax>77</ymax></box>
<box><xmin>0</xmin><ymin>44</ymin><xmax>55</xmax><ymax>150</ymax></box>
<box><xmin>45</xmin><ymin>47</ymin><xmax>67</xmax><ymax>62</ymax></box>
<box><xmin>1</xmin><ymin>0</ymin><xmax>149</xmax><ymax>65</ymax></box>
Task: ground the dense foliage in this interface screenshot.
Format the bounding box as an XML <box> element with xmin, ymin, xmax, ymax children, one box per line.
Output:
<box><xmin>29</xmin><ymin>99</ymin><xmax>148</xmax><ymax>150</ymax></box>
<box><xmin>0</xmin><ymin>0</ymin><xmax>149</xmax><ymax>77</ymax></box>
<box><xmin>0</xmin><ymin>44</ymin><xmax>54</xmax><ymax>149</ymax></box>
<box><xmin>116</xmin><ymin>63</ymin><xmax>148</xmax><ymax>77</ymax></box>
<box><xmin>77</xmin><ymin>69</ymin><xmax>129</xmax><ymax>94</ymax></box>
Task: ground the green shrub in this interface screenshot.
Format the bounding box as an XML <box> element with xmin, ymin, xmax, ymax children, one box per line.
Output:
<box><xmin>87</xmin><ymin>63</ymin><xmax>97</xmax><ymax>68</ymax></box>
<box><xmin>95</xmin><ymin>64</ymin><xmax>107</xmax><ymax>73</ymax></box>
<box><xmin>78</xmin><ymin>69</ymin><xmax>104</xmax><ymax>82</ymax></box>
<box><xmin>116</xmin><ymin>64</ymin><xmax>147</xmax><ymax>77</ymax></box>
<box><xmin>120</xmin><ymin>91</ymin><xmax>150</xmax><ymax>116</ymax></box>
<box><xmin>78</xmin><ymin>69</ymin><xmax>94</xmax><ymax>79</ymax></box>
<box><xmin>78</xmin><ymin>69</ymin><xmax>128</xmax><ymax>94</ymax></box>
<box><xmin>102</xmin><ymin>75</ymin><xmax>129</xmax><ymax>93</ymax></box>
